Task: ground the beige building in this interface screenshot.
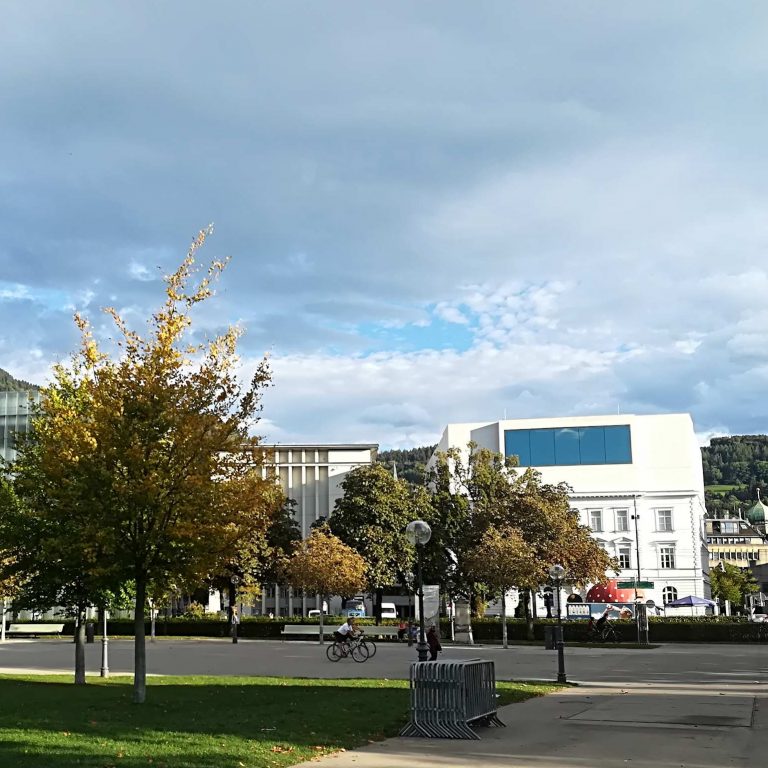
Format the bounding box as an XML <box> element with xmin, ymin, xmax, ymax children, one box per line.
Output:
<box><xmin>706</xmin><ymin>514</ymin><xmax>768</xmax><ymax>567</ymax></box>
<box><xmin>258</xmin><ymin>443</ymin><xmax>378</xmax><ymax>616</ymax></box>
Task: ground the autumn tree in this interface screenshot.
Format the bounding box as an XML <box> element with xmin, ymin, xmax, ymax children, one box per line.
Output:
<box><xmin>5</xmin><ymin>227</ymin><xmax>276</xmax><ymax>703</ymax></box>
<box><xmin>329</xmin><ymin>463</ymin><xmax>430</xmax><ymax>622</ymax></box>
<box><xmin>435</xmin><ymin>444</ymin><xmax>614</xmax><ymax>636</ymax></box>
<box><xmin>285</xmin><ymin>527</ymin><xmax>366</xmax><ymax>642</ymax></box>
<box><xmin>464</xmin><ymin>526</ymin><xmax>537</xmax><ymax>647</ymax></box>
<box><xmin>0</xmin><ymin>381</ymin><xmax>114</xmax><ymax>683</ymax></box>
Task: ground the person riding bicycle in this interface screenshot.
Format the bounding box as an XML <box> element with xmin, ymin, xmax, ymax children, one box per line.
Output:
<box><xmin>588</xmin><ymin>605</ymin><xmax>613</xmax><ymax>637</ymax></box>
<box><xmin>333</xmin><ymin>617</ymin><xmax>358</xmax><ymax>647</ymax></box>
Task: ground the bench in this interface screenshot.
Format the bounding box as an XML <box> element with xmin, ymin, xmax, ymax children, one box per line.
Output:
<box><xmin>279</xmin><ymin>624</ymin><xmax>402</xmax><ymax>640</ymax></box>
<box><xmin>7</xmin><ymin>623</ymin><xmax>65</xmax><ymax>637</ymax></box>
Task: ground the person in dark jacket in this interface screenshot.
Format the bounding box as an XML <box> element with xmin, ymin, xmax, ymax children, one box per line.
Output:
<box><xmin>426</xmin><ymin>624</ymin><xmax>442</xmax><ymax>661</ymax></box>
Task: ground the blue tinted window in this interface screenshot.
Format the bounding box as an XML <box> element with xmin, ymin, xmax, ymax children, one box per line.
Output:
<box><xmin>504</xmin><ymin>429</ymin><xmax>530</xmax><ymax>466</ymax></box>
<box><xmin>604</xmin><ymin>425</ymin><xmax>632</xmax><ymax>463</ymax></box>
<box><xmin>504</xmin><ymin>425</ymin><xmax>632</xmax><ymax>466</ymax></box>
<box><xmin>579</xmin><ymin>427</ymin><xmax>606</xmax><ymax>463</ymax></box>
<box><xmin>530</xmin><ymin>429</ymin><xmax>555</xmax><ymax>465</ymax></box>
<box><xmin>554</xmin><ymin>428</ymin><xmax>580</xmax><ymax>465</ymax></box>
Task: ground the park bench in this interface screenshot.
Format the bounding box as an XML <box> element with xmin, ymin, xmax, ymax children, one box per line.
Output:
<box><xmin>280</xmin><ymin>624</ymin><xmax>333</xmax><ymax>640</ymax></box>
<box><xmin>280</xmin><ymin>624</ymin><xmax>401</xmax><ymax>640</ymax></box>
<box><xmin>7</xmin><ymin>623</ymin><xmax>65</xmax><ymax>637</ymax></box>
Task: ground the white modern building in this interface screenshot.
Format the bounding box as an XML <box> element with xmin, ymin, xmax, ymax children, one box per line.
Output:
<box><xmin>258</xmin><ymin>443</ymin><xmax>378</xmax><ymax>616</ymax></box>
<box><xmin>434</xmin><ymin>413</ymin><xmax>710</xmax><ymax>606</ymax></box>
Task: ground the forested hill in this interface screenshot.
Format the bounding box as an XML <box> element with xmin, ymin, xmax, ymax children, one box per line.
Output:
<box><xmin>378</xmin><ymin>445</ymin><xmax>436</xmax><ymax>487</ymax></box>
<box><xmin>0</xmin><ymin>367</ymin><xmax>39</xmax><ymax>392</ymax></box>
<box><xmin>701</xmin><ymin>435</ymin><xmax>768</xmax><ymax>516</ymax></box>
<box><xmin>702</xmin><ymin>435</ymin><xmax>768</xmax><ymax>487</ymax></box>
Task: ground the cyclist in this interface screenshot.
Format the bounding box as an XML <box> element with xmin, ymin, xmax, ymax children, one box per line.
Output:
<box><xmin>333</xmin><ymin>617</ymin><xmax>357</xmax><ymax>648</ymax></box>
<box><xmin>588</xmin><ymin>605</ymin><xmax>613</xmax><ymax>639</ymax></box>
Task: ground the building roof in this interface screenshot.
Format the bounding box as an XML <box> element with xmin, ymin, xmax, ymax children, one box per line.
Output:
<box><xmin>746</xmin><ymin>499</ymin><xmax>768</xmax><ymax>525</ymax></box>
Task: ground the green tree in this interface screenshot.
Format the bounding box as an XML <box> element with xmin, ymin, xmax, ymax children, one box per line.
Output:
<box><xmin>710</xmin><ymin>562</ymin><xmax>758</xmax><ymax>605</ymax></box>
<box><xmin>329</xmin><ymin>463</ymin><xmax>430</xmax><ymax>622</ymax></box>
<box><xmin>4</xmin><ymin>227</ymin><xmax>276</xmax><ymax>703</ymax></box>
<box><xmin>285</xmin><ymin>527</ymin><xmax>366</xmax><ymax>643</ymax></box>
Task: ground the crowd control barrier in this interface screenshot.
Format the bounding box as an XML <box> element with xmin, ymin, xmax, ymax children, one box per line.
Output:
<box><xmin>400</xmin><ymin>659</ymin><xmax>505</xmax><ymax>739</ymax></box>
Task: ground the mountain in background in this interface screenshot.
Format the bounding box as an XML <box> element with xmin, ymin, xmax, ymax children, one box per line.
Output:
<box><xmin>378</xmin><ymin>445</ymin><xmax>436</xmax><ymax>487</ymax></box>
<box><xmin>0</xmin><ymin>367</ymin><xmax>40</xmax><ymax>392</ymax></box>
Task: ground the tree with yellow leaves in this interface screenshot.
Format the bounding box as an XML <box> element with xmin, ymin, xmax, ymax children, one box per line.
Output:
<box><xmin>285</xmin><ymin>527</ymin><xmax>367</xmax><ymax>643</ymax></box>
<box><xmin>4</xmin><ymin>227</ymin><xmax>277</xmax><ymax>702</ymax></box>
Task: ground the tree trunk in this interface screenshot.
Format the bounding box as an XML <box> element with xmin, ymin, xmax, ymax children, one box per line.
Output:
<box><xmin>501</xmin><ymin>590</ymin><xmax>508</xmax><ymax>649</ymax></box>
<box><xmin>524</xmin><ymin>589</ymin><xmax>534</xmax><ymax>641</ymax></box>
<box><xmin>1</xmin><ymin>597</ymin><xmax>6</xmax><ymax>643</ymax></box>
<box><xmin>133</xmin><ymin>577</ymin><xmax>147</xmax><ymax>704</ymax></box>
<box><xmin>318</xmin><ymin>596</ymin><xmax>325</xmax><ymax>645</ymax></box>
<box><xmin>74</xmin><ymin>605</ymin><xmax>86</xmax><ymax>685</ymax></box>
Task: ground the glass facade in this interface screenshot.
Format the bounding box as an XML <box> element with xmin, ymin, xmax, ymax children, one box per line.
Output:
<box><xmin>504</xmin><ymin>424</ymin><xmax>632</xmax><ymax>467</ymax></box>
<box><xmin>0</xmin><ymin>390</ymin><xmax>40</xmax><ymax>462</ymax></box>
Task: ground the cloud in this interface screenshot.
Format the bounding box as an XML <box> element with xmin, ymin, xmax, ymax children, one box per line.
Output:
<box><xmin>3</xmin><ymin>4</ymin><xmax>768</xmax><ymax>447</ymax></box>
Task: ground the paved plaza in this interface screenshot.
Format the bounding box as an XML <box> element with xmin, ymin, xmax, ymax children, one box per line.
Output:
<box><xmin>0</xmin><ymin>639</ymin><xmax>766</xmax><ymax>767</ymax></box>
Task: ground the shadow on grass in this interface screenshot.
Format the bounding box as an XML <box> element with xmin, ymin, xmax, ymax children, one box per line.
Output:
<box><xmin>0</xmin><ymin>676</ymin><xmax>410</xmax><ymax>768</ymax></box>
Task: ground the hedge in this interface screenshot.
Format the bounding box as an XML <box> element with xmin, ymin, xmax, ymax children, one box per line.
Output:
<box><xmin>10</xmin><ymin>616</ymin><xmax>767</xmax><ymax>643</ymax></box>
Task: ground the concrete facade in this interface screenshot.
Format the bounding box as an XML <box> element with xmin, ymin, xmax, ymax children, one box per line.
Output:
<box><xmin>258</xmin><ymin>443</ymin><xmax>378</xmax><ymax>617</ymax></box>
<box><xmin>434</xmin><ymin>413</ymin><xmax>710</xmax><ymax>606</ymax></box>
<box><xmin>0</xmin><ymin>390</ymin><xmax>40</xmax><ymax>463</ymax></box>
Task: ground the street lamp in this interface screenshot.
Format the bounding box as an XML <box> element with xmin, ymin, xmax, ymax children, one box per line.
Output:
<box><xmin>100</xmin><ymin>605</ymin><xmax>109</xmax><ymax>678</ymax></box>
<box><xmin>230</xmin><ymin>575</ymin><xmax>240</xmax><ymax>644</ymax></box>
<box><xmin>404</xmin><ymin>570</ymin><xmax>415</xmax><ymax>647</ymax></box>
<box><xmin>548</xmin><ymin>564</ymin><xmax>567</xmax><ymax>684</ymax></box>
<box><xmin>405</xmin><ymin>520</ymin><xmax>432</xmax><ymax>662</ymax></box>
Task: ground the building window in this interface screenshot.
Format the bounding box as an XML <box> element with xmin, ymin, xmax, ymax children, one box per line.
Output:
<box><xmin>617</xmin><ymin>545</ymin><xmax>631</xmax><ymax>570</ymax></box>
<box><xmin>504</xmin><ymin>425</ymin><xmax>632</xmax><ymax>467</ymax></box>
<box><xmin>589</xmin><ymin>510</ymin><xmax>603</xmax><ymax>532</ymax></box>
<box><xmin>656</xmin><ymin>509</ymin><xmax>673</xmax><ymax>532</ymax></box>
<box><xmin>660</xmin><ymin>546</ymin><xmax>676</xmax><ymax>569</ymax></box>
<box><xmin>662</xmin><ymin>586</ymin><xmax>678</xmax><ymax>604</ymax></box>
<box><xmin>615</xmin><ymin>509</ymin><xmax>629</xmax><ymax>532</ymax></box>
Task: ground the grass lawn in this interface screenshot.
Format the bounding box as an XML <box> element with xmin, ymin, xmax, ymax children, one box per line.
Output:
<box><xmin>0</xmin><ymin>675</ymin><xmax>558</xmax><ymax>768</ymax></box>
<box><xmin>705</xmin><ymin>484</ymin><xmax>746</xmax><ymax>494</ymax></box>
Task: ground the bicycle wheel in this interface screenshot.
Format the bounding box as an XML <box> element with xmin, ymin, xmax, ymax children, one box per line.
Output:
<box><xmin>326</xmin><ymin>642</ymin><xmax>343</xmax><ymax>662</ymax></box>
<box><xmin>350</xmin><ymin>642</ymin><xmax>370</xmax><ymax>663</ymax></box>
<box><xmin>361</xmin><ymin>638</ymin><xmax>377</xmax><ymax>658</ymax></box>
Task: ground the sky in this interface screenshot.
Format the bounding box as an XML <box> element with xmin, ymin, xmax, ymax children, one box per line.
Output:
<box><xmin>2</xmin><ymin>3</ymin><xmax>768</xmax><ymax>449</ymax></box>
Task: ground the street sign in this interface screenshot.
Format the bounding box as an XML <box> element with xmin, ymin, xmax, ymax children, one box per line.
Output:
<box><xmin>617</xmin><ymin>580</ymin><xmax>655</xmax><ymax>589</ymax></box>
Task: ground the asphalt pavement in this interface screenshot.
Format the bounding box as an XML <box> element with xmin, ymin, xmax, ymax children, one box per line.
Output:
<box><xmin>1</xmin><ymin>638</ymin><xmax>766</xmax><ymax>767</ymax></box>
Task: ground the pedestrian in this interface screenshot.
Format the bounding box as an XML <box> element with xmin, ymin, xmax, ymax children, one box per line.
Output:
<box><xmin>426</xmin><ymin>624</ymin><xmax>442</xmax><ymax>661</ymax></box>
<box><xmin>397</xmin><ymin>619</ymin><xmax>408</xmax><ymax>642</ymax></box>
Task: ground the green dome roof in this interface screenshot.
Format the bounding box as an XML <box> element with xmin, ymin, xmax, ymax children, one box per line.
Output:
<box><xmin>746</xmin><ymin>499</ymin><xmax>768</xmax><ymax>524</ymax></box>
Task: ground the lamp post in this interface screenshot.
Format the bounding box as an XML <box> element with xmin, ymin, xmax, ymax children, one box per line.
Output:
<box><xmin>405</xmin><ymin>520</ymin><xmax>432</xmax><ymax>662</ymax></box>
<box><xmin>100</xmin><ymin>605</ymin><xmax>109</xmax><ymax>678</ymax></box>
<box><xmin>405</xmin><ymin>571</ymin><xmax>415</xmax><ymax>647</ymax></box>
<box><xmin>230</xmin><ymin>575</ymin><xmax>240</xmax><ymax>644</ymax></box>
<box><xmin>549</xmin><ymin>564</ymin><xmax>567</xmax><ymax>684</ymax></box>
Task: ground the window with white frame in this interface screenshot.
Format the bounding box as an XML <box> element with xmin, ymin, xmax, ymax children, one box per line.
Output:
<box><xmin>615</xmin><ymin>509</ymin><xmax>629</xmax><ymax>531</ymax></box>
<box><xmin>617</xmin><ymin>545</ymin><xmax>631</xmax><ymax>570</ymax></box>
<box><xmin>589</xmin><ymin>509</ymin><xmax>603</xmax><ymax>532</ymax></box>
<box><xmin>659</xmin><ymin>546</ymin><xmax>676</xmax><ymax>569</ymax></box>
<box><xmin>662</xmin><ymin>586</ymin><xmax>678</xmax><ymax>604</ymax></box>
<box><xmin>656</xmin><ymin>509</ymin><xmax>673</xmax><ymax>532</ymax></box>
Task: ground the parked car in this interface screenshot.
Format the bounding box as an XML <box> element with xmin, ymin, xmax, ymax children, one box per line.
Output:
<box><xmin>381</xmin><ymin>602</ymin><xmax>398</xmax><ymax>620</ymax></box>
<box><xmin>307</xmin><ymin>609</ymin><xmax>329</xmax><ymax>619</ymax></box>
<box><xmin>750</xmin><ymin>606</ymin><xmax>768</xmax><ymax>623</ymax></box>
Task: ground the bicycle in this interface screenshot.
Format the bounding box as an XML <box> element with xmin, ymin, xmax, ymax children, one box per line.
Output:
<box><xmin>587</xmin><ymin>619</ymin><xmax>620</xmax><ymax>643</ymax></box>
<box><xmin>326</xmin><ymin>634</ymin><xmax>370</xmax><ymax>662</ymax></box>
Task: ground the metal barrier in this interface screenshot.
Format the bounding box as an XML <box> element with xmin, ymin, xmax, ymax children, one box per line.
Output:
<box><xmin>400</xmin><ymin>659</ymin><xmax>505</xmax><ymax>739</ymax></box>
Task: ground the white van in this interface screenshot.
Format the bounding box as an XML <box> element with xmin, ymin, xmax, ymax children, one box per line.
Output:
<box><xmin>381</xmin><ymin>602</ymin><xmax>397</xmax><ymax>620</ymax></box>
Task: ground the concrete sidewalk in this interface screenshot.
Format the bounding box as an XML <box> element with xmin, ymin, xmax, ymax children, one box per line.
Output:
<box><xmin>306</xmin><ymin>682</ymin><xmax>766</xmax><ymax>768</ymax></box>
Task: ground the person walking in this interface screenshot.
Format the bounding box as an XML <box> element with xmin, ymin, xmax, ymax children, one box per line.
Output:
<box><xmin>426</xmin><ymin>624</ymin><xmax>442</xmax><ymax>661</ymax></box>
